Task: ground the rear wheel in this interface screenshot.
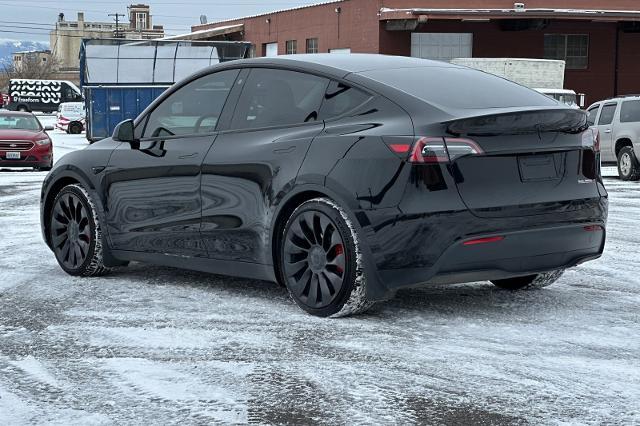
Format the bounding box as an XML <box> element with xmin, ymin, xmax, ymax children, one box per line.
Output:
<box><xmin>280</xmin><ymin>198</ymin><xmax>373</xmax><ymax>317</ymax></box>
<box><xmin>49</xmin><ymin>184</ymin><xmax>109</xmax><ymax>276</ymax></box>
<box><xmin>69</xmin><ymin>122</ymin><xmax>83</xmax><ymax>134</ymax></box>
<box><xmin>617</xmin><ymin>146</ymin><xmax>640</xmax><ymax>181</ymax></box>
<box><xmin>17</xmin><ymin>105</ymin><xmax>29</xmax><ymax>112</ymax></box>
<box><xmin>491</xmin><ymin>270</ymin><xmax>564</xmax><ymax>290</ymax></box>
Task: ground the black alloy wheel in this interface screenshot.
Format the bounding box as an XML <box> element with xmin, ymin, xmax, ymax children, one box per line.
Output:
<box><xmin>49</xmin><ymin>184</ymin><xmax>109</xmax><ymax>276</ymax></box>
<box><xmin>51</xmin><ymin>191</ymin><xmax>92</xmax><ymax>270</ymax></box>
<box><xmin>283</xmin><ymin>209</ymin><xmax>347</xmax><ymax>310</ymax></box>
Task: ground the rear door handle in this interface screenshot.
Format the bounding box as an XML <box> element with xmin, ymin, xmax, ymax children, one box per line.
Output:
<box><xmin>179</xmin><ymin>152</ymin><xmax>198</xmax><ymax>159</ymax></box>
<box><xmin>273</xmin><ymin>146</ymin><xmax>296</xmax><ymax>154</ymax></box>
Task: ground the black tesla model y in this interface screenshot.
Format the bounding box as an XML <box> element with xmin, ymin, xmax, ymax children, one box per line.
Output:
<box><xmin>41</xmin><ymin>54</ymin><xmax>607</xmax><ymax>317</ymax></box>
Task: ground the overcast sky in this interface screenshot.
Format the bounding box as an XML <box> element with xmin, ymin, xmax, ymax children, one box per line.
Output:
<box><xmin>0</xmin><ymin>0</ymin><xmax>322</xmax><ymax>42</ymax></box>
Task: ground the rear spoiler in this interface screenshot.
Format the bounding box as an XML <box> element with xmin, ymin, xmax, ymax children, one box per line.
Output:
<box><xmin>445</xmin><ymin>108</ymin><xmax>588</xmax><ymax>136</ymax></box>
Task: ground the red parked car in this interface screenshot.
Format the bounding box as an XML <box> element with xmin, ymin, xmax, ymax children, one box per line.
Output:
<box><xmin>0</xmin><ymin>111</ymin><xmax>54</xmax><ymax>171</ymax></box>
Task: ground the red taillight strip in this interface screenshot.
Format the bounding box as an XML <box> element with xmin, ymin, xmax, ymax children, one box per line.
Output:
<box><xmin>463</xmin><ymin>236</ymin><xmax>505</xmax><ymax>246</ymax></box>
<box><xmin>584</xmin><ymin>225</ymin><xmax>604</xmax><ymax>232</ymax></box>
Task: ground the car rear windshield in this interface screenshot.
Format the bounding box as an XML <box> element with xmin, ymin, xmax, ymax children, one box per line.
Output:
<box><xmin>358</xmin><ymin>66</ymin><xmax>558</xmax><ymax>109</ymax></box>
<box><xmin>620</xmin><ymin>100</ymin><xmax>640</xmax><ymax>123</ymax></box>
<box><xmin>0</xmin><ymin>115</ymin><xmax>41</xmax><ymax>131</ymax></box>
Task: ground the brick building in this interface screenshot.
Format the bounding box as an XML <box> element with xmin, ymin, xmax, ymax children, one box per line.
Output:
<box><xmin>185</xmin><ymin>0</ymin><xmax>640</xmax><ymax>105</ymax></box>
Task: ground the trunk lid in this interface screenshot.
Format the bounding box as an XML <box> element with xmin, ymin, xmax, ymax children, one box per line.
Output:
<box><xmin>444</xmin><ymin>108</ymin><xmax>601</xmax><ymax>218</ymax></box>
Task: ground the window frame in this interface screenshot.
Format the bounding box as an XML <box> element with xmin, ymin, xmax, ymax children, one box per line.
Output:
<box><xmin>286</xmin><ymin>40</ymin><xmax>297</xmax><ymax>55</ymax></box>
<box><xmin>306</xmin><ymin>38</ymin><xmax>319</xmax><ymax>54</ymax></box>
<box><xmin>597</xmin><ymin>102</ymin><xmax>618</xmax><ymax>126</ymax></box>
<box><xmin>223</xmin><ymin>67</ymin><xmax>331</xmax><ymax>133</ymax></box>
<box><xmin>318</xmin><ymin>80</ymin><xmax>374</xmax><ymax>122</ymax></box>
<box><xmin>620</xmin><ymin>99</ymin><xmax>640</xmax><ymax>123</ymax></box>
<box><xmin>543</xmin><ymin>34</ymin><xmax>589</xmax><ymax>70</ymax></box>
<box><xmin>586</xmin><ymin>104</ymin><xmax>601</xmax><ymax>126</ymax></box>
<box><xmin>137</xmin><ymin>68</ymin><xmax>241</xmax><ymax>141</ymax></box>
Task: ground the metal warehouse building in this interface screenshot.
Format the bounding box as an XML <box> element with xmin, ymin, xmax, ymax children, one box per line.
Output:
<box><xmin>177</xmin><ymin>0</ymin><xmax>640</xmax><ymax>105</ymax></box>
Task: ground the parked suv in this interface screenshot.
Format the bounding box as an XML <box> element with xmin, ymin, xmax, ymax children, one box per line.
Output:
<box><xmin>587</xmin><ymin>95</ymin><xmax>640</xmax><ymax>180</ymax></box>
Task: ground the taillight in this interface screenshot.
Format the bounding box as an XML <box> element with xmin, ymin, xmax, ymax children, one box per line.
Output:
<box><xmin>388</xmin><ymin>137</ymin><xmax>484</xmax><ymax>163</ymax></box>
<box><xmin>582</xmin><ymin>128</ymin><xmax>600</xmax><ymax>152</ymax></box>
<box><xmin>410</xmin><ymin>137</ymin><xmax>449</xmax><ymax>163</ymax></box>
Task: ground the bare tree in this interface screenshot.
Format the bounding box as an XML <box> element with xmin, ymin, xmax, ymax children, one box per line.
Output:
<box><xmin>2</xmin><ymin>53</ymin><xmax>61</xmax><ymax>84</ymax></box>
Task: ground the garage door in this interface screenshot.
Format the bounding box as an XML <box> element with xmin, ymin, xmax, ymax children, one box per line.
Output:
<box><xmin>265</xmin><ymin>42</ymin><xmax>278</xmax><ymax>57</ymax></box>
<box><xmin>411</xmin><ymin>33</ymin><xmax>473</xmax><ymax>62</ymax></box>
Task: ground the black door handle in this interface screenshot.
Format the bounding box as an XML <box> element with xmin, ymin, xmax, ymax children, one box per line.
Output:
<box><xmin>273</xmin><ymin>146</ymin><xmax>296</xmax><ymax>154</ymax></box>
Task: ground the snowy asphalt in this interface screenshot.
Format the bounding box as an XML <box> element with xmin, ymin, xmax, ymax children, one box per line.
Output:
<box><xmin>0</xmin><ymin>118</ymin><xmax>639</xmax><ymax>424</ymax></box>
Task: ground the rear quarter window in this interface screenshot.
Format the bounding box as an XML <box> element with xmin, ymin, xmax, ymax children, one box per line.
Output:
<box><xmin>620</xmin><ymin>100</ymin><xmax>640</xmax><ymax>123</ymax></box>
<box><xmin>358</xmin><ymin>67</ymin><xmax>558</xmax><ymax>109</ymax></box>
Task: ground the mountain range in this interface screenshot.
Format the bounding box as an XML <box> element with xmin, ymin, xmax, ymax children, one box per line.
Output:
<box><xmin>0</xmin><ymin>40</ymin><xmax>50</xmax><ymax>66</ymax></box>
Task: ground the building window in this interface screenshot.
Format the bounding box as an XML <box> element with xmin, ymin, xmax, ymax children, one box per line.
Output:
<box><xmin>286</xmin><ymin>40</ymin><xmax>297</xmax><ymax>54</ymax></box>
<box><xmin>306</xmin><ymin>38</ymin><xmax>318</xmax><ymax>54</ymax></box>
<box><xmin>136</xmin><ymin>12</ymin><xmax>148</xmax><ymax>30</ymax></box>
<box><xmin>544</xmin><ymin>34</ymin><xmax>589</xmax><ymax>69</ymax></box>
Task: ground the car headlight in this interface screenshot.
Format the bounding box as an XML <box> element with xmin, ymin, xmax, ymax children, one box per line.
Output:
<box><xmin>35</xmin><ymin>137</ymin><xmax>51</xmax><ymax>146</ymax></box>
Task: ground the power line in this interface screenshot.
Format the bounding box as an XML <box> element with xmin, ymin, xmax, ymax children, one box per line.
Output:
<box><xmin>108</xmin><ymin>13</ymin><xmax>126</xmax><ymax>39</ymax></box>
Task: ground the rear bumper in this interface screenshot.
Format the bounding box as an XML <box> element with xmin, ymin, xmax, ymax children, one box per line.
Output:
<box><xmin>377</xmin><ymin>223</ymin><xmax>605</xmax><ymax>291</ymax></box>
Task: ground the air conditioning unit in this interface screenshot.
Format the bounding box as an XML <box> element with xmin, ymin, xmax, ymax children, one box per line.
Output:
<box><xmin>514</xmin><ymin>3</ymin><xmax>526</xmax><ymax>11</ymax></box>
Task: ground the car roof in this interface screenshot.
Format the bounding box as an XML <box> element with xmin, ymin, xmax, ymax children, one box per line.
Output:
<box><xmin>0</xmin><ymin>110</ymin><xmax>35</xmax><ymax>117</ymax></box>
<box><xmin>218</xmin><ymin>53</ymin><xmax>461</xmax><ymax>78</ymax></box>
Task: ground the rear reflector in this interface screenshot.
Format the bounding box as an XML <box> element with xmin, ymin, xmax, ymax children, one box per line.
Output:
<box><xmin>463</xmin><ymin>236</ymin><xmax>505</xmax><ymax>246</ymax></box>
<box><xmin>388</xmin><ymin>143</ymin><xmax>411</xmax><ymax>154</ymax></box>
<box><xmin>584</xmin><ymin>225</ymin><xmax>603</xmax><ymax>232</ymax></box>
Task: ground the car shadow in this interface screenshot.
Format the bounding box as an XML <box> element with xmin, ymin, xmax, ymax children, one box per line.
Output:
<box><xmin>100</xmin><ymin>262</ymin><xmax>576</xmax><ymax>320</ymax></box>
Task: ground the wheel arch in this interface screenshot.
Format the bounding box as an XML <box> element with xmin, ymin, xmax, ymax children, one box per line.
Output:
<box><xmin>615</xmin><ymin>137</ymin><xmax>633</xmax><ymax>157</ymax></box>
<box><xmin>269</xmin><ymin>183</ymin><xmax>391</xmax><ymax>301</ymax></box>
<box><xmin>42</xmin><ymin>167</ymin><xmax>98</xmax><ymax>249</ymax></box>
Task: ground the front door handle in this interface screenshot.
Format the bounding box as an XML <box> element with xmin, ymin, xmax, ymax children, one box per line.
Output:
<box><xmin>604</xmin><ymin>129</ymin><xmax>612</xmax><ymax>134</ymax></box>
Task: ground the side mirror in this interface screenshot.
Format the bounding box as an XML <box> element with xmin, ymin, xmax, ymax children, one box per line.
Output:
<box><xmin>113</xmin><ymin>119</ymin><xmax>136</xmax><ymax>143</ymax></box>
<box><xmin>44</xmin><ymin>125</ymin><xmax>54</xmax><ymax>131</ymax></box>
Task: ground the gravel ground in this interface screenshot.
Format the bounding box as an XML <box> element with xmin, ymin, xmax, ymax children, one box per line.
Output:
<box><xmin>0</xmin><ymin>122</ymin><xmax>638</xmax><ymax>424</ymax></box>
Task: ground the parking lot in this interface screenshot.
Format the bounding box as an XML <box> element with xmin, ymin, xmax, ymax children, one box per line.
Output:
<box><xmin>0</xmin><ymin>121</ymin><xmax>639</xmax><ymax>424</ymax></box>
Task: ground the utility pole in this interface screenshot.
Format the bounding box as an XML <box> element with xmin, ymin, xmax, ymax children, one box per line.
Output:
<box><xmin>108</xmin><ymin>13</ymin><xmax>126</xmax><ymax>38</ymax></box>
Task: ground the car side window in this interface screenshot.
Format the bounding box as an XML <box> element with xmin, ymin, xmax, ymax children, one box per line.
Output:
<box><xmin>319</xmin><ymin>81</ymin><xmax>372</xmax><ymax>120</ymax></box>
<box><xmin>586</xmin><ymin>105</ymin><xmax>600</xmax><ymax>126</ymax></box>
<box><xmin>620</xmin><ymin>100</ymin><xmax>640</xmax><ymax>123</ymax></box>
<box><xmin>230</xmin><ymin>68</ymin><xmax>329</xmax><ymax>130</ymax></box>
<box><xmin>143</xmin><ymin>69</ymin><xmax>239</xmax><ymax>138</ymax></box>
<box><xmin>598</xmin><ymin>103</ymin><xmax>617</xmax><ymax>126</ymax></box>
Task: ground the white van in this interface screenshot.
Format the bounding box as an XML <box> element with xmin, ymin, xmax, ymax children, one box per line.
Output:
<box><xmin>56</xmin><ymin>102</ymin><xmax>85</xmax><ymax>134</ymax></box>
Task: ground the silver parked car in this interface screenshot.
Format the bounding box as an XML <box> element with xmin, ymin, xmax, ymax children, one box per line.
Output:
<box><xmin>587</xmin><ymin>95</ymin><xmax>640</xmax><ymax>180</ymax></box>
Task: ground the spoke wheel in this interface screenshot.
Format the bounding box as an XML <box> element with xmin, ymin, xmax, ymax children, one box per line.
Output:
<box><xmin>52</xmin><ymin>192</ymin><xmax>91</xmax><ymax>270</ymax></box>
<box><xmin>283</xmin><ymin>210</ymin><xmax>346</xmax><ymax>309</ymax></box>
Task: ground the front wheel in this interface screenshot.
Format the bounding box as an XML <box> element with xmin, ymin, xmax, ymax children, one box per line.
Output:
<box><xmin>617</xmin><ymin>146</ymin><xmax>640</xmax><ymax>181</ymax></box>
<box><xmin>280</xmin><ymin>198</ymin><xmax>373</xmax><ymax>317</ymax></box>
<box><xmin>491</xmin><ymin>270</ymin><xmax>564</xmax><ymax>290</ymax></box>
<box><xmin>49</xmin><ymin>184</ymin><xmax>109</xmax><ymax>276</ymax></box>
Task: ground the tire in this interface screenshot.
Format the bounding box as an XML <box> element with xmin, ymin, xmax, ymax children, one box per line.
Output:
<box><xmin>49</xmin><ymin>184</ymin><xmax>109</xmax><ymax>276</ymax></box>
<box><xmin>280</xmin><ymin>197</ymin><xmax>373</xmax><ymax>317</ymax></box>
<box><xmin>617</xmin><ymin>146</ymin><xmax>640</xmax><ymax>181</ymax></box>
<box><xmin>69</xmin><ymin>122</ymin><xmax>83</xmax><ymax>134</ymax></box>
<box><xmin>491</xmin><ymin>270</ymin><xmax>564</xmax><ymax>290</ymax></box>
<box><xmin>17</xmin><ymin>105</ymin><xmax>29</xmax><ymax>112</ymax></box>
<box><xmin>34</xmin><ymin>165</ymin><xmax>52</xmax><ymax>172</ymax></box>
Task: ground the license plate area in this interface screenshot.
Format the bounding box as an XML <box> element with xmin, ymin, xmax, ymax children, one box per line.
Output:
<box><xmin>518</xmin><ymin>154</ymin><xmax>559</xmax><ymax>182</ymax></box>
<box><xmin>6</xmin><ymin>152</ymin><xmax>21</xmax><ymax>160</ymax></box>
